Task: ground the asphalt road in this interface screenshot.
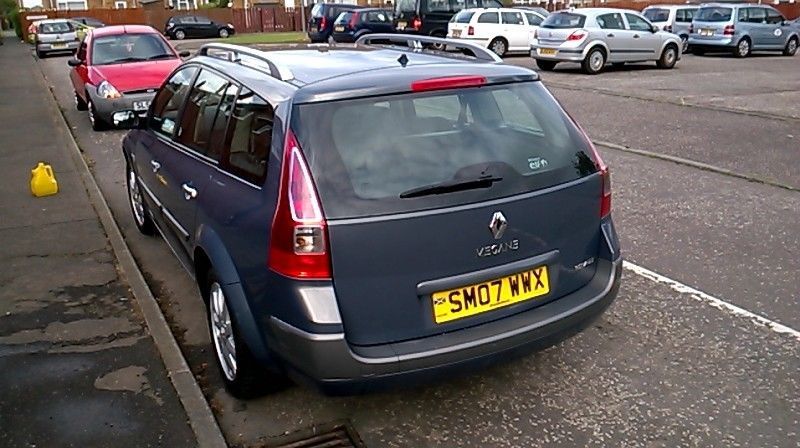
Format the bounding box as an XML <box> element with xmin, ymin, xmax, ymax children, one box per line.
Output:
<box><xmin>37</xmin><ymin>50</ymin><xmax>799</xmax><ymax>447</ymax></box>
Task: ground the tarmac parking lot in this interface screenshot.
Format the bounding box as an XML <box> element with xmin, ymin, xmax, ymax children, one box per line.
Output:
<box><xmin>37</xmin><ymin>49</ymin><xmax>799</xmax><ymax>447</ymax></box>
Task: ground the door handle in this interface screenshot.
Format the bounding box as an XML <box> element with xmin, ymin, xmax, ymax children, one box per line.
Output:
<box><xmin>633</xmin><ymin>34</ymin><xmax>640</xmax><ymax>38</ymax></box>
<box><xmin>182</xmin><ymin>183</ymin><xmax>198</xmax><ymax>201</ymax></box>
<box><xmin>150</xmin><ymin>160</ymin><xmax>161</xmax><ymax>172</ymax></box>
<box><xmin>607</xmin><ymin>33</ymin><xmax>615</xmax><ymax>37</ymax></box>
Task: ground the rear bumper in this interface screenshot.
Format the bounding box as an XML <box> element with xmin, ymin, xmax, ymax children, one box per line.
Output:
<box><xmin>687</xmin><ymin>36</ymin><xmax>734</xmax><ymax>48</ymax></box>
<box><xmin>36</xmin><ymin>41</ymin><xmax>80</xmax><ymax>53</ymax></box>
<box><xmin>530</xmin><ymin>44</ymin><xmax>586</xmax><ymax>62</ymax></box>
<box><xmin>332</xmin><ymin>32</ymin><xmax>356</xmax><ymax>43</ymax></box>
<box><xmin>268</xmin><ymin>257</ymin><xmax>622</xmax><ymax>394</ymax></box>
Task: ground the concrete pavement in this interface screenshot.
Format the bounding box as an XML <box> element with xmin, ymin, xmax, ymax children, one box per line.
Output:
<box><xmin>0</xmin><ymin>38</ymin><xmax>197</xmax><ymax>447</ymax></box>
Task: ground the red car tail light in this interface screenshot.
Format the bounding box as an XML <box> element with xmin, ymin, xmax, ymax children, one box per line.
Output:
<box><xmin>723</xmin><ymin>25</ymin><xmax>734</xmax><ymax>35</ymax></box>
<box><xmin>412</xmin><ymin>17</ymin><xmax>422</xmax><ymax>30</ymax></box>
<box><xmin>567</xmin><ymin>30</ymin><xmax>587</xmax><ymax>41</ymax></box>
<box><xmin>320</xmin><ymin>16</ymin><xmax>327</xmax><ymax>30</ymax></box>
<box><xmin>268</xmin><ymin>129</ymin><xmax>331</xmax><ymax>279</ymax></box>
<box><xmin>468</xmin><ymin>25</ymin><xmax>475</xmax><ymax>36</ymax></box>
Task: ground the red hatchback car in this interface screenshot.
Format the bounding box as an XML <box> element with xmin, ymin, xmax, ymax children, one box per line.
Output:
<box><xmin>68</xmin><ymin>25</ymin><xmax>187</xmax><ymax>131</ymax></box>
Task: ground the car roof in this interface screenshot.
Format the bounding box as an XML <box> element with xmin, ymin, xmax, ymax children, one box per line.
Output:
<box><xmin>643</xmin><ymin>4</ymin><xmax>698</xmax><ymax>9</ymax></box>
<box><xmin>91</xmin><ymin>25</ymin><xmax>159</xmax><ymax>37</ymax></box>
<box><xmin>697</xmin><ymin>3</ymin><xmax>758</xmax><ymax>7</ymax></box>
<box><xmin>552</xmin><ymin>8</ymin><xmax>642</xmax><ymax>16</ymax></box>
<box><xmin>193</xmin><ymin>46</ymin><xmax>538</xmax><ymax>104</ymax></box>
<box><xmin>461</xmin><ymin>7</ymin><xmax>538</xmax><ymax>13</ymax></box>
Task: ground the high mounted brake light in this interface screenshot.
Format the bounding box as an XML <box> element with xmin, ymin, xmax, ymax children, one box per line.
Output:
<box><xmin>410</xmin><ymin>75</ymin><xmax>486</xmax><ymax>92</ymax></box>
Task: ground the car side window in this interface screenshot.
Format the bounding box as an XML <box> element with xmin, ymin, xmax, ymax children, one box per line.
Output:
<box><xmin>478</xmin><ymin>12</ymin><xmax>499</xmax><ymax>24</ymax></box>
<box><xmin>221</xmin><ymin>88</ymin><xmax>273</xmax><ymax>185</ymax></box>
<box><xmin>675</xmin><ymin>9</ymin><xmax>685</xmax><ymax>22</ymax></box>
<box><xmin>525</xmin><ymin>13</ymin><xmax>543</xmax><ymax>26</ymax></box>
<box><xmin>195</xmin><ymin>16</ymin><xmax>212</xmax><ymax>24</ymax></box>
<box><xmin>686</xmin><ymin>9</ymin><xmax>696</xmax><ymax>20</ymax></box>
<box><xmin>501</xmin><ymin>12</ymin><xmax>524</xmax><ymax>25</ymax></box>
<box><xmin>482</xmin><ymin>0</ymin><xmax>503</xmax><ymax>7</ymax></box>
<box><xmin>176</xmin><ymin>69</ymin><xmax>233</xmax><ymax>160</ymax></box>
<box><xmin>625</xmin><ymin>13</ymin><xmax>652</xmax><ymax>32</ymax></box>
<box><xmin>452</xmin><ymin>0</ymin><xmax>478</xmax><ymax>10</ymax></box>
<box><xmin>596</xmin><ymin>13</ymin><xmax>625</xmax><ymax>30</ymax></box>
<box><xmin>765</xmin><ymin>9</ymin><xmax>784</xmax><ymax>25</ymax></box>
<box><xmin>149</xmin><ymin>66</ymin><xmax>198</xmax><ymax>138</ymax></box>
<box><xmin>744</xmin><ymin>8</ymin><xmax>766</xmax><ymax>24</ymax></box>
<box><xmin>180</xmin><ymin>16</ymin><xmax>195</xmax><ymax>24</ymax></box>
<box><xmin>425</xmin><ymin>0</ymin><xmax>450</xmax><ymax>13</ymax></box>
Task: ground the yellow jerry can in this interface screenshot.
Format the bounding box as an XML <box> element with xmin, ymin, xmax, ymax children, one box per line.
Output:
<box><xmin>30</xmin><ymin>162</ymin><xmax>58</xmax><ymax>197</ymax></box>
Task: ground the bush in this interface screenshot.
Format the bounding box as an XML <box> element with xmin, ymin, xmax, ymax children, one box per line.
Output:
<box><xmin>10</xmin><ymin>9</ymin><xmax>22</xmax><ymax>39</ymax></box>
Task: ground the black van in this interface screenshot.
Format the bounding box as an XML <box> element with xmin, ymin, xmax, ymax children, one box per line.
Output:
<box><xmin>308</xmin><ymin>3</ymin><xmax>364</xmax><ymax>43</ymax></box>
<box><xmin>393</xmin><ymin>0</ymin><xmax>503</xmax><ymax>38</ymax></box>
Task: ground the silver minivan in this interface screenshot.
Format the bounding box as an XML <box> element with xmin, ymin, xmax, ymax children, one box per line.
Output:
<box><xmin>688</xmin><ymin>3</ymin><xmax>799</xmax><ymax>57</ymax></box>
<box><xmin>643</xmin><ymin>4</ymin><xmax>698</xmax><ymax>52</ymax></box>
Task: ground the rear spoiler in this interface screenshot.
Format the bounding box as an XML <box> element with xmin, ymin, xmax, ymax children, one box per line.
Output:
<box><xmin>355</xmin><ymin>33</ymin><xmax>503</xmax><ymax>63</ymax></box>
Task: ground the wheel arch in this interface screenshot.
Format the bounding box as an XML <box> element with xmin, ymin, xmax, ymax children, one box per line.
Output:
<box><xmin>194</xmin><ymin>227</ymin><xmax>271</xmax><ymax>363</ymax></box>
<box><xmin>580</xmin><ymin>41</ymin><xmax>609</xmax><ymax>59</ymax></box>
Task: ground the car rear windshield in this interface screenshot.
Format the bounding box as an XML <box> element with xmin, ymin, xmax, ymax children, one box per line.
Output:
<box><xmin>311</xmin><ymin>4</ymin><xmax>324</xmax><ymax>17</ymax></box>
<box><xmin>695</xmin><ymin>7</ymin><xmax>732</xmax><ymax>22</ymax></box>
<box><xmin>451</xmin><ymin>10</ymin><xmax>475</xmax><ymax>23</ymax></box>
<box><xmin>395</xmin><ymin>0</ymin><xmax>416</xmax><ymax>13</ymax></box>
<box><xmin>643</xmin><ymin>8</ymin><xmax>670</xmax><ymax>22</ymax></box>
<box><xmin>92</xmin><ymin>34</ymin><xmax>175</xmax><ymax>65</ymax></box>
<box><xmin>291</xmin><ymin>82</ymin><xmax>599</xmax><ymax>219</ymax></box>
<box><xmin>39</xmin><ymin>22</ymin><xmax>74</xmax><ymax>34</ymax></box>
<box><xmin>541</xmin><ymin>12</ymin><xmax>586</xmax><ymax>29</ymax></box>
<box><xmin>335</xmin><ymin>12</ymin><xmax>353</xmax><ymax>24</ymax></box>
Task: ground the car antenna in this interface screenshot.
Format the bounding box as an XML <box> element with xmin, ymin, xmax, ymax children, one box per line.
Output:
<box><xmin>398</xmin><ymin>53</ymin><xmax>409</xmax><ymax>67</ymax></box>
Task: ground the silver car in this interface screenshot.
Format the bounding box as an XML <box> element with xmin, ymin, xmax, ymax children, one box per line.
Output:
<box><xmin>688</xmin><ymin>4</ymin><xmax>799</xmax><ymax>58</ymax></box>
<box><xmin>531</xmin><ymin>8</ymin><xmax>682</xmax><ymax>74</ymax></box>
<box><xmin>642</xmin><ymin>4</ymin><xmax>698</xmax><ymax>53</ymax></box>
<box><xmin>35</xmin><ymin>19</ymin><xmax>80</xmax><ymax>58</ymax></box>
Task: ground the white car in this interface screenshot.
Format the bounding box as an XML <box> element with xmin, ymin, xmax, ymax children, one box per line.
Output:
<box><xmin>447</xmin><ymin>7</ymin><xmax>547</xmax><ymax>57</ymax></box>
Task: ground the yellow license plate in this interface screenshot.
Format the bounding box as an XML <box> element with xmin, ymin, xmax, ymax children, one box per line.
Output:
<box><xmin>51</xmin><ymin>43</ymin><xmax>67</xmax><ymax>49</ymax></box>
<box><xmin>334</xmin><ymin>25</ymin><xmax>344</xmax><ymax>32</ymax></box>
<box><xmin>452</xmin><ymin>29</ymin><xmax>461</xmax><ymax>37</ymax></box>
<box><xmin>538</xmin><ymin>48</ymin><xmax>557</xmax><ymax>56</ymax></box>
<box><xmin>432</xmin><ymin>266</ymin><xmax>550</xmax><ymax>324</ymax></box>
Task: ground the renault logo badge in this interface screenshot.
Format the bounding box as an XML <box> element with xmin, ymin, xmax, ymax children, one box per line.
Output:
<box><xmin>488</xmin><ymin>212</ymin><xmax>507</xmax><ymax>240</ymax></box>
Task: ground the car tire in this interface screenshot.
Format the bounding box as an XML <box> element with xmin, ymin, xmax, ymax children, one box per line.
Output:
<box><xmin>175</xmin><ymin>30</ymin><xmax>186</xmax><ymax>40</ymax></box>
<box><xmin>783</xmin><ymin>37</ymin><xmax>798</xmax><ymax>56</ymax></box>
<box><xmin>734</xmin><ymin>37</ymin><xmax>751</xmax><ymax>58</ymax></box>
<box><xmin>581</xmin><ymin>47</ymin><xmax>605</xmax><ymax>75</ymax></box>
<box><xmin>204</xmin><ymin>269</ymin><xmax>287</xmax><ymax>398</ymax></box>
<box><xmin>430</xmin><ymin>30</ymin><xmax>447</xmax><ymax>51</ymax></box>
<box><xmin>535</xmin><ymin>59</ymin><xmax>557</xmax><ymax>71</ymax></box>
<box><xmin>489</xmin><ymin>38</ymin><xmax>508</xmax><ymax>57</ymax></box>
<box><xmin>87</xmin><ymin>100</ymin><xmax>107</xmax><ymax>131</ymax></box>
<box><xmin>219</xmin><ymin>28</ymin><xmax>229</xmax><ymax>38</ymax></box>
<box><xmin>74</xmin><ymin>90</ymin><xmax>87</xmax><ymax>111</ymax></box>
<box><xmin>656</xmin><ymin>44</ymin><xmax>678</xmax><ymax>69</ymax></box>
<box><xmin>680</xmin><ymin>35</ymin><xmax>689</xmax><ymax>53</ymax></box>
<box><xmin>126</xmin><ymin>163</ymin><xmax>155</xmax><ymax>236</ymax></box>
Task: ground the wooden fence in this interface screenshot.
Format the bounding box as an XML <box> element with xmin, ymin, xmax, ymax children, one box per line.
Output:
<box><xmin>19</xmin><ymin>2</ymin><xmax>800</xmax><ymax>41</ymax></box>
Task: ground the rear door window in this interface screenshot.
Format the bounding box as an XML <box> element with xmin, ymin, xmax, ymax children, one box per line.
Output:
<box><xmin>742</xmin><ymin>8</ymin><xmax>766</xmax><ymax>24</ymax></box>
<box><xmin>501</xmin><ymin>11</ymin><xmax>524</xmax><ymax>25</ymax></box>
<box><xmin>175</xmin><ymin>69</ymin><xmax>234</xmax><ymax>160</ymax></box>
<box><xmin>478</xmin><ymin>12</ymin><xmax>499</xmax><ymax>24</ymax></box>
<box><xmin>149</xmin><ymin>66</ymin><xmax>198</xmax><ymax>138</ymax></box>
<box><xmin>541</xmin><ymin>12</ymin><xmax>586</xmax><ymax>29</ymax></box>
<box><xmin>525</xmin><ymin>13</ymin><xmax>543</xmax><ymax>26</ymax></box>
<box><xmin>643</xmin><ymin>8</ymin><xmax>669</xmax><ymax>22</ymax></box>
<box><xmin>291</xmin><ymin>82</ymin><xmax>599</xmax><ymax>219</ymax></box>
<box><xmin>596</xmin><ymin>13</ymin><xmax>624</xmax><ymax>30</ymax></box>
<box><xmin>452</xmin><ymin>10</ymin><xmax>475</xmax><ymax>23</ymax></box>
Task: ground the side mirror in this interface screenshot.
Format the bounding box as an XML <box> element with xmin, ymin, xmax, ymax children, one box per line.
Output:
<box><xmin>651</xmin><ymin>24</ymin><xmax>659</xmax><ymax>33</ymax></box>
<box><xmin>179</xmin><ymin>50</ymin><xmax>191</xmax><ymax>58</ymax></box>
<box><xmin>113</xmin><ymin>111</ymin><xmax>147</xmax><ymax>129</ymax></box>
<box><xmin>67</xmin><ymin>58</ymin><xmax>83</xmax><ymax>67</ymax></box>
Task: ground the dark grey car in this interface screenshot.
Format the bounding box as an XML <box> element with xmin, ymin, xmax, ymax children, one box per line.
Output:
<box><xmin>121</xmin><ymin>36</ymin><xmax>622</xmax><ymax>397</ymax></box>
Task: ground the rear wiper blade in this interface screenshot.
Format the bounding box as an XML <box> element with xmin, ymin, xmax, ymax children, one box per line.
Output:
<box><xmin>400</xmin><ymin>175</ymin><xmax>503</xmax><ymax>199</ymax></box>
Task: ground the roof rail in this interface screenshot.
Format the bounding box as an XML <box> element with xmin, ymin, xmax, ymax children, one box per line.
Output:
<box><xmin>197</xmin><ymin>43</ymin><xmax>294</xmax><ymax>81</ymax></box>
<box><xmin>355</xmin><ymin>34</ymin><xmax>503</xmax><ymax>63</ymax></box>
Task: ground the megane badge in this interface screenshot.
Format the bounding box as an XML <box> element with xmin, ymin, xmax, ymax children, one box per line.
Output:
<box><xmin>488</xmin><ymin>212</ymin><xmax>507</xmax><ymax>240</ymax></box>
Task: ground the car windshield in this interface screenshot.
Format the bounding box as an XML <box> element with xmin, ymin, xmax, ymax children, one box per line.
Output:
<box><xmin>291</xmin><ymin>82</ymin><xmax>598</xmax><ymax>219</ymax></box>
<box><xmin>643</xmin><ymin>8</ymin><xmax>670</xmax><ymax>22</ymax></box>
<box><xmin>311</xmin><ymin>4</ymin><xmax>324</xmax><ymax>17</ymax></box>
<box><xmin>92</xmin><ymin>34</ymin><xmax>175</xmax><ymax>65</ymax></box>
<box><xmin>39</xmin><ymin>22</ymin><xmax>74</xmax><ymax>34</ymax></box>
<box><xmin>451</xmin><ymin>10</ymin><xmax>475</xmax><ymax>23</ymax></box>
<box><xmin>541</xmin><ymin>12</ymin><xmax>586</xmax><ymax>29</ymax></box>
<box><xmin>695</xmin><ymin>7</ymin><xmax>732</xmax><ymax>22</ymax></box>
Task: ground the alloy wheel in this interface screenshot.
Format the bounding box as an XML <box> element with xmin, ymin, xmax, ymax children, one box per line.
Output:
<box><xmin>128</xmin><ymin>168</ymin><xmax>146</xmax><ymax>227</ymax></box>
<box><xmin>491</xmin><ymin>39</ymin><xmax>506</xmax><ymax>57</ymax></box>
<box><xmin>589</xmin><ymin>51</ymin><xmax>604</xmax><ymax>72</ymax></box>
<box><xmin>738</xmin><ymin>39</ymin><xmax>750</xmax><ymax>57</ymax></box>
<box><xmin>210</xmin><ymin>282</ymin><xmax>237</xmax><ymax>382</ymax></box>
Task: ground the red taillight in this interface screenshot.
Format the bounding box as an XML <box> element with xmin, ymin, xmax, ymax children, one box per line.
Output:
<box><xmin>567</xmin><ymin>30</ymin><xmax>587</xmax><ymax>41</ymax></box>
<box><xmin>349</xmin><ymin>12</ymin><xmax>359</xmax><ymax>29</ymax></box>
<box><xmin>468</xmin><ymin>25</ymin><xmax>474</xmax><ymax>36</ymax></box>
<box><xmin>320</xmin><ymin>16</ymin><xmax>327</xmax><ymax>30</ymax></box>
<box><xmin>723</xmin><ymin>25</ymin><xmax>734</xmax><ymax>36</ymax></box>
<box><xmin>411</xmin><ymin>75</ymin><xmax>486</xmax><ymax>92</ymax></box>
<box><xmin>268</xmin><ymin>129</ymin><xmax>331</xmax><ymax>280</ymax></box>
<box><xmin>412</xmin><ymin>17</ymin><xmax>422</xmax><ymax>30</ymax></box>
<box><xmin>574</xmin><ymin>122</ymin><xmax>611</xmax><ymax>218</ymax></box>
